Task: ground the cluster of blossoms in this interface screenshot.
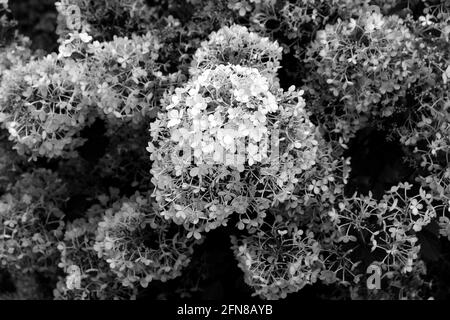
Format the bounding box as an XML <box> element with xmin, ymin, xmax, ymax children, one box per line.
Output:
<box><xmin>149</xmin><ymin>62</ymin><xmax>318</xmax><ymax>238</ymax></box>
<box><xmin>304</xmin><ymin>10</ymin><xmax>419</xmax><ymax>142</ymax></box>
<box><xmin>331</xmin><ymin>183</ymin><xmax>444</xmax><ymax>277</ymax></box>
<box><xmin>190</xmin><ymin>24</ymin><xmax>283</xmax><ymax>82</ymax></box>
<box><xmin>93</xmin><ymin>192</ymin><xmax>200</xmax><ymax>288</ymax></box>
<box><xmin>0</xmin><ymin>53</ymin><xmax>95</xmax><ymax>159</ymax></box>
<box><xmin>0</xmin><ymin>169</ymin><xmax>66</xmax><ymax>275</ymax></box>
<box><xmin>79</xmin><ymin>32</ymin><xmax>171</xmax><ymax>122</ymax></box>
<box><xmin>231</xmin><ymin>140</ymin><xmax>351</xmax><ymax>297</ymax></box>
<box><xmin>55</xmin><ymin>0</ymin><xmax>155</xmax><ymax>40</ymax></box>
<box><xmin>0</xmin><ymin>28</ymin><xmax>178</xmax><ymax>159</ymax></box>
<box><xmin>59</xmin><ymin>30</ymin><xmax>182</xmax><ymax>122</ymax></box>
<box><xmin>54</xmin><ymin>201</ymin><xmax>138</xmax><ymax>300</ymax></box>
<box><xmin>231</xmin><ymin>217</ymin><xmax>322</xmax><ymax>300</ymax></box>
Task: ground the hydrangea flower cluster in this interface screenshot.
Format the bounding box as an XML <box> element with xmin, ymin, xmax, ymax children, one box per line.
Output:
<box><xmin>57</xmin><ymin>30</ymin><xmax>180</xmax><ymax>122</ymax></box>
<box><xmin>55</xmin><ymin>207</ymin><xmax>137</xmax><ymax>300</ymax></box>
<box><xmin>93</xmin><ymin>192</ymin><xmax>200</xmax><ymax>288</ymax></box>
<box><xmin>231</xmin><ymin>217</ymin><xmax>322</xmax><ymax>300</ymax></box>
<box><xmin>149</xmin><ymin>63</ymin><xmax>318</xmax><ymax>238</ymax></box>
<box><xmin>0</xmin><ymin>28</ymin><xmax>176</xmax><ymax>159</ymax></box>
<box><xmin>0</xmin><ymin>53</ymin><xmax>95</xmax><ymax>159</ymax></box>
<box><xmin>304</xmin><ymin>10</ymin><xmax>419</xmax><ymax>142</ymax></box>
<box><xmin>190</xmin><ymin>24</ymin><xmax>283</xmax><ymax>82</ymax></box>
<box><xmin>332</xmin><ymin>183</ymin><xmax>442</xmax><ymax>275</ymax></box>
<box><xmin>82</xmin><ymin>32</ymin><xmax>168</xmax><ymax>122</ymax></box>
<box><xmin>230</xmin><ymin>139</ymin><xmax>351</xmax><ymax>297</ymax></box>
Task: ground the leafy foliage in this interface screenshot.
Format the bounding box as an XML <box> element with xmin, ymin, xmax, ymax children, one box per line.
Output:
<box><xmin>1</xmin><ymin>0</ymin><xmax>450</xmax><ymax>301</ymax></box>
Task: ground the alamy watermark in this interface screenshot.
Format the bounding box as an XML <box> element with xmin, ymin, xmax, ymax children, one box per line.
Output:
<box><xmin>366</xmin><ymin>264</ymin><xmax>382</xmax><ymax>290</ymax></box>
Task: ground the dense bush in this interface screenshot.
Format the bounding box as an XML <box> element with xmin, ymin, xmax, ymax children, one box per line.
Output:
<box><xmin>1</xmin><ymin>0</ymin><xmax>450</xmax><ymax>301</ymax></box>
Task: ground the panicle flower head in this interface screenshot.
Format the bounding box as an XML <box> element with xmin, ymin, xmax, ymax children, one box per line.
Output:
<box><xmin>191</xmin><ymin>24</ymin><xmax>283</xmax><ymax>83</ymax></box>
<box><xmin>149</xmin><ymin>64</ymin><xmax>319</xmax><ymax>238</ymax></box>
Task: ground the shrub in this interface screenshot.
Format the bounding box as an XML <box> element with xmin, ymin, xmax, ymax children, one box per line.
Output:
<box><xmin>3</xmin><ymin>0</ymin><xmax>450</xmax><ymax>301</ymax></box>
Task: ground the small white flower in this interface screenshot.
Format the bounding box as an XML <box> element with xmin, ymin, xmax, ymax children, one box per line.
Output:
<box><xmin>79</xmin><ymin>32</ymin><xmax>93</xmax><ymax>43</ymax></box>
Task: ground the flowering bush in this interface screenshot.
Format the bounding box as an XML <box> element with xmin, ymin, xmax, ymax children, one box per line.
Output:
<box><xmin>2</xmin><ymin>0</ymin><xmax>450</xmax><ymax>302</ymax></box>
